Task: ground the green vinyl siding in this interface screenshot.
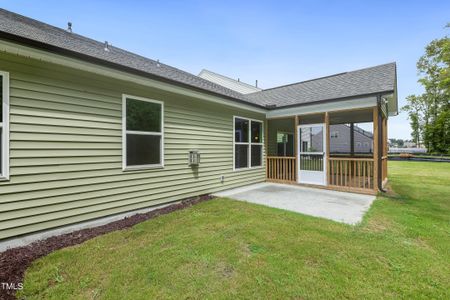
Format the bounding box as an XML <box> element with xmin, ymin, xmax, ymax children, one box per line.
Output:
<box><xmin>0</xmin><ymin>52</ymin><xmax>266</xmax><ymax>239</ymax></box>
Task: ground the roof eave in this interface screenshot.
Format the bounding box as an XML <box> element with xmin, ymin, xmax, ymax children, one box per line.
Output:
<box><xmin>266</xmin><ymin>90</ymin><xmax>396</xmax><ymax>111</ymax></box>
<box><xmin>0</xmin><ymin>31</ymin><xmax>267</xmax><ymax>110</ymax></box>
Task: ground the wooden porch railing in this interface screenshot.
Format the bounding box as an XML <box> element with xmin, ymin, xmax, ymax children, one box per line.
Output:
<box><xmin>328</xmin><ymin>157</ymin><xmax>374</xmax><ymax>191</ymax></box>
<box><xmin>266</xmin><ymin>156</ymin><xmax>376</xmax><ymax>193</ymax></box>
<box><xmin>266</xmin><ymin>156</ymin><xmax>296</xmax><ymax>183</ymax></box>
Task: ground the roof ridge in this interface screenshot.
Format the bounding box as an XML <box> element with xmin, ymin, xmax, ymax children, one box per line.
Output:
<box><xmin>249</xmin><ymin>62</ymin><xmax>396</xmax><ymax>94</ymax></box>
<box><xmin>0</xmin><ymin>9</ymin><xmax>164</xmax><ymax>67</ymax></box>
<box><xmin>255</xmin><ymin>72</ymin><xmax>348</xmax><ymax>93</ymax></box>
<box><xmin>0</xmin><ymin>8</ymin><xmax>105</xmax><ymax>48</ymax></box>
<box><xmin>199</xmin><ymin>69</ymin><xmax>261</xmax><ymax>90</ymax></box>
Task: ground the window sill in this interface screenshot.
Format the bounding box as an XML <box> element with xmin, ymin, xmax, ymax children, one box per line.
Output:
<box><xmin>0</xmin><ymin>176</ymin><xmax>10</xmax><ymax>182</ymax></box>
<box><xmin>122</xmin><ymin>164</ymin><xmax>164</xmax><ymax>172</ymax></box>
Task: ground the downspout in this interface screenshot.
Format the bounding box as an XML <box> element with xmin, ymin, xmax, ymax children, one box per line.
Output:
<box><xmin>377</xmin><ymin>95</ymin><xmax>387</xmax><ymax>193</ymax></box>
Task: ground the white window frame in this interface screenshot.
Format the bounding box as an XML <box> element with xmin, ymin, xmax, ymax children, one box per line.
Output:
<box><xmin>122</xmin><ymin>94</ymin><xmax>164</xmax><ymax>171</ymax></box>
<box><xmin>233</xmin><ymin>116</ymin><xmax>264</xmax><ymax>171</ymax></box>
<box><xmin>0</xmin><ymin>71</ymin><xmax>10</xmax><ymax>181</ymax></box>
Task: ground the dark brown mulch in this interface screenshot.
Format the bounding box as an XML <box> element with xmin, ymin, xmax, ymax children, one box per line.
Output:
<box><xmin>0</xmin><ymin>195</ymin><xmax>213</xmax><ymax>300</ymax></box>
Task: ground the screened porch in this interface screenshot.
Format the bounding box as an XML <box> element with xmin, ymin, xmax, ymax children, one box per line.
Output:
<box><xmin>265</xmin><ymin>105</ymin><xmax>388</xmax><ymax>194</ymax></box>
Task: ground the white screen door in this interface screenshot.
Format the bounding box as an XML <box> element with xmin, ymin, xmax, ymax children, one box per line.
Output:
<box><xmin>298</xmin><ymin>124</ymin><xmax>326</xmax><ymax>185</ymax></box>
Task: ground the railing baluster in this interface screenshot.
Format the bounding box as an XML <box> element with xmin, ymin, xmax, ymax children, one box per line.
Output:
<box><xmin>292</xmin><ymin>158</ymin><xmax>294</xmax><ymax>181</ymax></box>
<box><xmin>267</xmin><ymin>156</ymin><xmax>374</xmax><ymax>191</ymax></box>
<box><xmin>362</xmin><ymin>161</ymin><xmax>366</xmax><ymax>189</ymax></box>
<box><xmin>285</xmin><ymin>158</ymin><xmax>288</xmax><ymax>181</ymax></box>
<box><xmin>358</xmin><ymin>161</ymin><xmax>362</xmax><ymax>189</ymax></box>
<box><xmin>344</xmin><ymin>160</ymin><xmax>348</xmax><ymax>187</ymax></box>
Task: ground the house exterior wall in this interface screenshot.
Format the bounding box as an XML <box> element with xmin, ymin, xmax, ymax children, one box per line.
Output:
<box><xmin>0</xmin><ymin>52</ymin><xmax>266</xmax><ymax>240</ymax></box>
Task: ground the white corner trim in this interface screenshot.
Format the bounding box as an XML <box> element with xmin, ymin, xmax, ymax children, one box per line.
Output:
<box><xmin>0</xmin><ymin>70</ymin><xmax>10</xmax><ymax>180</ymax></box>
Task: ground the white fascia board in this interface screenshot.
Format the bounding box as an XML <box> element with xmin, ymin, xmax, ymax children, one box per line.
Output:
<box><xmin>0</xmin><ymin>40</ymin><xmax>267</xmax><ymax>114</ymax></box>
<box><xmin>266</xmin><ymin>96</ymin><xmax>377</xmax><ymax>118</ymax></box>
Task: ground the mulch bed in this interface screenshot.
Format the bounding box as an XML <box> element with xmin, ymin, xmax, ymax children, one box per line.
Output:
<box><xmin>0</xmin><ymin>195</ymin><xmax>213</xmax><ymax>300</ymax></box>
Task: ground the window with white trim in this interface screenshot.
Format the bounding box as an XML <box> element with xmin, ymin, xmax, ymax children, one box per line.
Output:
<box><xmin>234</xmin><ymin>117</ymin><xmax>263</xmax><ymax>169</ymax></box>
<box><xmin>0</xmin><ymin>71</ymin><xmax>9</xmax><ymax>180</ymax></box>
<box><xmin>123</xmin><ymin>95</ymin><xmax>163</xmax><ymax>169</ymax></box>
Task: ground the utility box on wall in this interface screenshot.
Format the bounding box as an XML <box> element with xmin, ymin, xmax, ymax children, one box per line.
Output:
<box><xmin>189</xmin><ymin>150</ymin><xmax>200</xmax><ymax>166</ymax></box>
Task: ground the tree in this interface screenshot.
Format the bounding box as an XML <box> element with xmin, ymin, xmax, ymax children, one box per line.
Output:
<box><xmin>402</xmin><ymin>95</ymin><xmax>425</xmax><ymax>147</ymax></box>
<box><xmin>403</xmin><ymin>25</ymin><xmax>450</xmax><ymax>153</ymax></box>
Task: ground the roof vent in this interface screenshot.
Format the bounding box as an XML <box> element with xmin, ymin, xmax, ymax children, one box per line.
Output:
<box><xmin>255</xmin><ymin>80</ymin><xmax>258</xmax><ymax>88</ymax></box>
<box><xmin>104</xmin><ymin>41</ymin><xmax>110</xmax><ymax>52</ymax></box>
<box><xmin>67</xmin><ymin>22</ymin><xmax>72</xmax><ymax>33</ymax></box>
<box><xmin>156</xmin><ymin>59</ymin><xmax>161</xmax><ymax>67</ymax></box>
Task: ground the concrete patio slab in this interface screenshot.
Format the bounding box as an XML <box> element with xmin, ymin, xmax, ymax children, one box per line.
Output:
<box><xmin>213</xmin><ymin>183</ymin><xmax>376</xmax><ymax>225</ymax></box>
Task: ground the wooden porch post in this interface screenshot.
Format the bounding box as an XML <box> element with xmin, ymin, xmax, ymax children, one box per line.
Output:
<box><xmin>265</xmin><ymin>119</ymin><xmax>269</xmax><ymax>181</ymax></box>
<box><xmin>294</xmin><ymin>115</ymin><xmax>299</xmax><ymax>182</ymax></box>
<box><xmin>325</xmin><ymin>112</ymin><xmax>330</xmax><ymax>185</ymax></box>
<box><xmin>384</xmin><ymin>116</ymin><xmax>388</xmax><ymax>180</ymax></box>
<box><xmin>373</xmin><ymin>106</ymin><xmax>379</xmax><ymax>192</ymax></box>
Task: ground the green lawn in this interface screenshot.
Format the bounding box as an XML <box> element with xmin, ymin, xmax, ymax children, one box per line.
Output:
<box><xmin>19</xmin><ymin>162</ymin><xmax>450</xmax><ymax>299</ymax></box>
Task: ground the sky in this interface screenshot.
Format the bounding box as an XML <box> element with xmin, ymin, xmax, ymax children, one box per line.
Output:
<box><xmin>1</xmin><ymin>0</ymin><xmax>449</xmax><ymax>139</ymax></box>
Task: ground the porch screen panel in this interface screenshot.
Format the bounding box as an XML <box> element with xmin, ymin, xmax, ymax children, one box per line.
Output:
<box><xmin>329</xmin><ymin>109</ymin><xmax>374</xmax><ymax>157</ymax></box>
<box><xmin>329</xmin><ymin>123</ymin><xmax>374</xmax><ymax>156</ymax></box>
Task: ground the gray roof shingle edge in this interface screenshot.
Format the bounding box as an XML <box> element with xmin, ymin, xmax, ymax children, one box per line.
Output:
<box><xmin>245</xmin><ymin>62</ymin><xmax>397</xmax><ymax>107</ymax></box>
<box><xmin>0</xmin><ymin>9</ymin><xmax>397</xmax><ymax>110</ymax></box>
<box><xmin>0</xmin><ymin>9</ymin><xmax>260</xmax><ymax>106</ymax></box>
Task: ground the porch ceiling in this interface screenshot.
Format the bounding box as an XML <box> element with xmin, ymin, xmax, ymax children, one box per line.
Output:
<box><xmin>329</xmin><ymin>108</ymin><xmax>373</xmax><ymax>124</ymax></box>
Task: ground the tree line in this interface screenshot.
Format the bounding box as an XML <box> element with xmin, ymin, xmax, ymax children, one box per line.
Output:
<box><xmin>403</xmin><ymin>24</ymin><xmax>450</xmax><ymax>154</ymax></box>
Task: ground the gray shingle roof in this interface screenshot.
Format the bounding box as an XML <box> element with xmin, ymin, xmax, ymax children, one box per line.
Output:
<box><xmin>0</xmin><ymin>9</ymin><xmax>396</xmax><ymax>110</ymax></box>
<box><xmin>245</xmin><ymin>63</ymin><xmax>396</xmax><ymax>107</ymax></box>
<box><xmin>0</xmin><ymin>9</ymin><xmax>258</xmax><ymax>105</ymax></box>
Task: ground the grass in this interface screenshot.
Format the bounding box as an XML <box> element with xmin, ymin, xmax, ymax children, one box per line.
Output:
<box><xmin>18</xmin><ymin>162</ymin><xmax>450</xmax><ymax>299</ymax></box>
